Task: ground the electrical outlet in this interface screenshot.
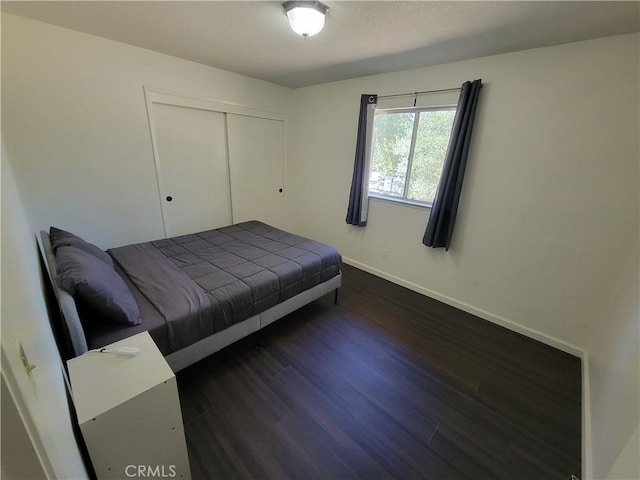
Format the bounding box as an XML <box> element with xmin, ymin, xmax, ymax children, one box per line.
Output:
<box><xmin>382</xmin><ymin>248</ymin><xmax>389</xmax><ymax>259</ymax></box>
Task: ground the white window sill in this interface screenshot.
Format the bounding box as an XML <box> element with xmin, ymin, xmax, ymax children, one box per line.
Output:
<box><xmin>368</xmin><ymin>193</ymin><xmax>432</xmax><ymax>210</ymax></box>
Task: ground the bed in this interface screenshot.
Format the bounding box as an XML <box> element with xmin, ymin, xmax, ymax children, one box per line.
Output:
<box><xmin>39</xmin><ymin>221</ymin><xmax>342</xmax><ymax>372</ymax></box>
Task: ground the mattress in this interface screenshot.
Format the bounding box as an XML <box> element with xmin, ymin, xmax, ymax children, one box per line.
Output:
<box><xmin>86</xmin><ymin>221</ymin><xmax>341</xmax><ymax>354</ymax></box>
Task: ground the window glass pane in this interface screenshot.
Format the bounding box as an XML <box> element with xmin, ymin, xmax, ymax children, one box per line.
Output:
<box><xmin>369</xmin><ymin>112</ymin><xmax>414</xmax><ymax>198</ymax></box>
<box><xmin>407</xmin><ymin>110</ymin><xmax>456</xmax><ymax>203</ymax></box>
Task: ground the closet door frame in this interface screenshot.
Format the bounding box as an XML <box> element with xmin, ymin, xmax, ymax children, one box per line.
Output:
<box><xmin>143</xmin><ymin>86</ymin><xmax>287</xmax><ymax>237</ymax></box>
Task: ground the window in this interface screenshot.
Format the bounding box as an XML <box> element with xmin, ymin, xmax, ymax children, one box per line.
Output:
<box><xmin>368</xmin><ymin>106</ymin><xmax>456</xmax><ymax>206</ymax></box>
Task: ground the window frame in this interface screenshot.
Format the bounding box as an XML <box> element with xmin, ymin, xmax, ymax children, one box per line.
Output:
<box><xmin>368</xmin><ymin>104</ymin><xmax>457</xmax><ymax>208</ymax></box>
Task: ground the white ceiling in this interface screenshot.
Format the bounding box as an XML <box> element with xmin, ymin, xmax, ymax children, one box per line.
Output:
<box><xmin>3</xmin><ymin>1</ymin><xmax>639</xmax><ymax>88</ymax></box>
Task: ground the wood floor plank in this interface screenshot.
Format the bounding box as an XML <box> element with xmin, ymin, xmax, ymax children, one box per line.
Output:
<box><xmin>274</xmin><ymin>337</ymin><xmax>460</xmax><ymax>479</ymax></box>
<box><xmin>427</xmin><ymin>422</ymin><xmax>510</xmax><ymax>480</ymax></box>
<box><xmin>504</xmin><ymin>443</ymin><xmax>573</xmax><ymax>480</ymax></box>
<box><xmin>270</xmin><ymin>365</ymin><xmax>396</xmax><ymax>480</ymax></box>
<box><xmin>178</xmin><ymin>263</ymin><xmax>582</xmax><ymax>479</ymax></box>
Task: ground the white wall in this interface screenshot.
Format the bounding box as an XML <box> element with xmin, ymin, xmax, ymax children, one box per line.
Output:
<box><xmin>288</xmin><ymin>33</ymin><xmax>639</xmax><ymax>352</ymax></box>
<box><xmin>1</xmin><ymin>13</ymin><xmax>291</xmax><ymax>248</ymax></box>
<box><xmin>287</xmin><ymin>33</ymin><xmax>639</xmax><ymax>478</ymax></box>
<box><xmin>587</xmin><ymin>247</ymin><xmax>639</xmax><ymax>479</ymax></box>
<box><xmin>607</xmin><ymin>425</ymin><xmax>639</xmax><ymax>480</ymax></box>
<box><xmin>1</xmin><ymin>142</ymin><xmax>87</xmax><ymax>479</ymax></box>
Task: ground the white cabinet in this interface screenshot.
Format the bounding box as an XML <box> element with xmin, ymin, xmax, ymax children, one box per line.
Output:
<box><xmin>67</xmin><ymin>332</ymin><xmax>191</xmax><ymax>480</ymax></box>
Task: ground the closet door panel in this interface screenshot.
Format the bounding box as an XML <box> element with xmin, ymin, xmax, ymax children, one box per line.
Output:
<box><xmin>227</xmin><ymin>114</ymin><xmax>284</xmax><ymax>229</ymax></box>
<box><xmin>151</xmin><ymin>104</ymin><xmax>231</xmax><ymax>237</ymax></box>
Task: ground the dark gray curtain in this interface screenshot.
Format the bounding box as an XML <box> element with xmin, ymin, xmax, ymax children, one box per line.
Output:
<box><xmin>346</xmin><ymin>94</ymin><xmax>377</xmax><ymax>226</ymax></box>
<box><xmin>423</xmin><ymin>79</ymin><xmax>482</xmax><ymax>250</ymax></box>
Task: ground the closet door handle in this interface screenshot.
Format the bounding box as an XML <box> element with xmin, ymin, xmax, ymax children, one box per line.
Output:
<box><xmin>278</xmin><ymin>188</ymin><xmax>283</xmax><ymax>193</ymax></box>
<box><xmin>166</xmin><ymin>196</ymin><xmax>173</xmax><ymax>202</ymax></box>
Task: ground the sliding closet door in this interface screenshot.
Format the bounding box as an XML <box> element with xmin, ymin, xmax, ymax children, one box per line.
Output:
<box><xmin>151</xmin><ymin>104</ymin><xmax>232</xmax><ymax>237</ymax></box>
<box><xmin>227</xmin><ymin>114</ymin><xmax>285</xmax><ymax>229</ymax></box>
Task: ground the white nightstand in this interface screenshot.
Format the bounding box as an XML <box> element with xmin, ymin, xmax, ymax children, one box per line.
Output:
<box><xmin>68</xmin><ymin>332</ymin><xmax>191</xmax><ymax>479</ymax></box>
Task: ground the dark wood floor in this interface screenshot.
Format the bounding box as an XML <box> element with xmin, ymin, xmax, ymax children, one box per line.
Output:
<box><xmin>177</xmin><ymin>264</ymin><xmax>582</xmax><ymax>480</ymax></box>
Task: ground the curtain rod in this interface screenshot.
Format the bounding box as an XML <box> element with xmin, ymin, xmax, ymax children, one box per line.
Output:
<box><xmin>377</xmin><ymin>87</ymin><xmax>461</xmax><ymax>100</ymax></box>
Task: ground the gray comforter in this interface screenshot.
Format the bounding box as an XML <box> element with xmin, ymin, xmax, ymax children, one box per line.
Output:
<box><xmin>109</xmin><ymin>221</ymin><xmax>341</xmax><ymax>351</ymax></box>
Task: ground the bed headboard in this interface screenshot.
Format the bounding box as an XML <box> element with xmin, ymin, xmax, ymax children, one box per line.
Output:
<box><xmin>38</xmin><ymin>230</ymin><xmax>88</xmax><ymax>356</ymax></box>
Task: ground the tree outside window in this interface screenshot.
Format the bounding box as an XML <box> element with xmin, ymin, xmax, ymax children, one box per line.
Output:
<box><xmin>369</xmin><ymin>107</ymin><xmax>456</xmax><ymax>205</ymax></box>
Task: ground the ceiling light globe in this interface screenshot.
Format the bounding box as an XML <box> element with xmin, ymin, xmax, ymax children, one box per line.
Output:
<box><xmin>283</xmin><ymin>2</ymin><xmax>329</xmax><ymax>38</ymax></box>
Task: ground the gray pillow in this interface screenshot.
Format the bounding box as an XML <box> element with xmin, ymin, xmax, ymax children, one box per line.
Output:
<box><xmin>56</xmin><ymin>246</ymin><xmax>141</xmax><ymax>326</ymax></box>
<box><xmin>50</xmin><ymin>227</ymin><xmax>114</xmax><ymax>268</ymax></box>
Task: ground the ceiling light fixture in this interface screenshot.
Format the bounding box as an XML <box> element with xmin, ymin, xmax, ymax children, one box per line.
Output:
<box><xmin>283</xmin><ymin>1</ymin><xmax>329</xmax><ymax>39</ymax></box>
